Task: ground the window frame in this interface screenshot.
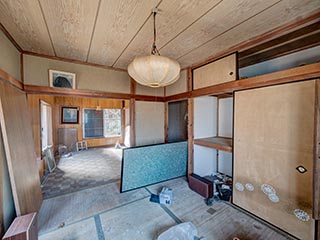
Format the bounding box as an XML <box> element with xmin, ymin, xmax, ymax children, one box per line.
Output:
<box><xmin>82</xmin><ymin>108</ymin><xmax>122</xmax><ymax>139</ymax></box>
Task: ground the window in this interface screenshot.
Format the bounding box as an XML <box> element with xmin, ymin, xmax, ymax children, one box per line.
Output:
<box><xmin>83</xmin><ymin>108</ymin><xmax>121</xmax><ymax>138</ymax></box>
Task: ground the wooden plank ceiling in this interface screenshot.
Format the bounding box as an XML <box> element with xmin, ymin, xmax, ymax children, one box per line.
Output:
<box><xmin>0</xmin><ymin>0</ymin><xmax>319</xmax><ymax>70</ymax></box>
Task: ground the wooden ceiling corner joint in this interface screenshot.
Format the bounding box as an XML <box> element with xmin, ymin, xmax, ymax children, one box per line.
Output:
<box><xmin>0</xmin><ymin>23</ymin><xmax>22</xmax><ymax>52</ymax></box>
<box><xmin>22</xmin><ymin>51</ymin><xmax>127</xmax><ymax>72</ymax></box>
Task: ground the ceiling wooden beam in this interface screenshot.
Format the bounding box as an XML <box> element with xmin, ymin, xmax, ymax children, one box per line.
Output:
<box><xmin>239</xmin><ymin>20</ymin><xmax>320</xmax><ymax>59</ymax></box>
<box><xmin>239</xmin><ymin>31</ymin><xmax>320</xmax><ymax>68</ymax></box>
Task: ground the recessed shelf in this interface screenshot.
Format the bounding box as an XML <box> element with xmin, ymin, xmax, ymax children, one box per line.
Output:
<box><xmin>194</xmin><ymin>136</ymin><xmax>232</xmax><ymax>152</ymax></box>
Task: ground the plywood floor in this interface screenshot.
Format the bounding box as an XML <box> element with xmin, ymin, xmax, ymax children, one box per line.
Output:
<box><xmin>38</xmin><ymin>177</ymin><xmax>294</xmax><ymax>240</ymax></box>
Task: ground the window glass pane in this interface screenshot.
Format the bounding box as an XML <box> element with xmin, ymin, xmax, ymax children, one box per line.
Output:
<box><xmin>83</xmin><ymin>109</ymin><xmax>103</xmax><ymax>138</ymax></box>
<box><xmin>104</xmin><ymin>109</ymin><xmax>121</xmax><ymax>136</ymax></box>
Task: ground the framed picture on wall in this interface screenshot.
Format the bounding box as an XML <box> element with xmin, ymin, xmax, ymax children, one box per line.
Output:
<box><xmin>49</xmin><ymin>69</ymin><xmax>76</xmax><ymax>89</ymax></box>
<box><xmin>61</xmin><ymin>107</ymin><xmax>79</xmax><ymax>124</ymax></box>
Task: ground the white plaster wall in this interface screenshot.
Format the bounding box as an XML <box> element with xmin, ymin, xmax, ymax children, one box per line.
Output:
<box><xmin>23</xmin><ymin>55</ymin><xmax>130</xmax><ymax>93</ymax></box>
<box><xmin>218</xmin><ymin>151</ymin><xmax>233</xmax><ymax>176</ymax></box>
<box><xmin>193</xmin><ymin>145</ymin><xmax>216</xmax><ymax>176</ymax></box>
<box><xmin>218</xmin><ymin>98</ymin><xmax>233</xmax><ymax>137</ymax></box>
<box><xmin>135</xmin><ymin>84</ymin><xmax>164</xmax><ymax>96</ymax></box>
<box><xmin>193</xmin><ymin>96</ymin><xmax>217</xmax><ymax>175</ymax></box>
<box><xmin>165</xmin><ymin>69</ymin><xmax>187</xmax><ymax>96</ymax></box>
<box><xmin>135</xmin><ymin>101</ymin><xmax>164</xmax><ymax>146</ymax></box>
<box><xmin>194</xmin><ymin>96</ymin><xmax>217</xmax><ymax>138</ymax></box>
<box><xmin>0</xmin><ymin>31</ymin><xmax>20</xmax><ymax>81</ymax></box>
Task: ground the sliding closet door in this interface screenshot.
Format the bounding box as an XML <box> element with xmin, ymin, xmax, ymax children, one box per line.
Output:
<box><xmin>0</xmin><ymin>82</ymin><xmax>42</xmax><ymax>216</ymax></box>
<box><xmin>233</xmin><ymin>80</ymin><xmax>316</xmax><ymax>239</ymax></box>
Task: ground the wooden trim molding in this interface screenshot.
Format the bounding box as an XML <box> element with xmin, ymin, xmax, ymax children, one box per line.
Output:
<box><xmin>24</xmin><ymin>84</ymin><xmax>166</xmax><ymax>102</ymax></box>
<box><xmin>23</xmin><ymin>51</ymin><xmax>127</xmax><ymax>72</ymax></box>
<box><xmin>0</xmin><ymin>23</ymin><xmax>22</xmax><ymax>52</ymax></box>
<box><xmin>134</xmin><ymin>94</ymin><xmax>165</xmax><ymax>102</ymax></box>
<box><xmin>130</xmin><ymin>78</ymin><xmax>136</xmax><ymax>95</ymax></box>
<box><xmin>0</xmin><ymin>69</ymin><xmax>23</xmax><ymax>90</ymax></box>
<box><xmin>165</xmin><ymin>92</ymin><xmax>191</xmax><ymax>102</ymax></box>
<box><xmin>164</xmin><ymin>102</ymin><xmax>168</xmax><ymax>143</ymax></box>
<box><xmin>129</xmin><ymin>98</ymin><xmax>136</xmax><ymax>147</ymax></box>
<box><xmin>24</xmin><ymin>84</ymin><xmax>131</xmax><ymax>99</ymax></box>
<box><xmin>187</xmin><ymin>67</ymin><xmax>192</xmax><ymax>92</ymax></box>
<box><xmin>314</xmin><ymin>79</ymin><xmax>320</xmax><ymax>220</ymax></box>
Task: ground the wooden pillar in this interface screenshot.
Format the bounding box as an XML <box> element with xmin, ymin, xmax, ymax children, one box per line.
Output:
<box><xmin>129</xmin><ymin>98</ymin><xmax>136</xmax><ymax>147</ymax></box>
<box><xmin>313</xmin><ymin>79</ymin><xmax>320</xmax><ymax>219</ymax></box>
<box><xmin>164</xmin><ymin>102</ymin><xmax>168</xmax><ymax>143</ymax></box>
<box><xmin>187</xmin><ymin>98</ymin><xmax>194</xmax><ymax>179</ymax></box>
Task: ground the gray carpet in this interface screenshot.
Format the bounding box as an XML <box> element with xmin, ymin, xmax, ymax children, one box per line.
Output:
<box><xmin>41</xmin><ymin>148</ymin><xmax>122</xmax><ymax>199</ymax></box>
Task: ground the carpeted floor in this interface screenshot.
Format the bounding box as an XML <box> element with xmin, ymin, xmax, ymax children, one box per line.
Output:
<box><xmin>41</xmin><ymin>147</ymin><xmax>122</xmax><ymax>199</ymax></box>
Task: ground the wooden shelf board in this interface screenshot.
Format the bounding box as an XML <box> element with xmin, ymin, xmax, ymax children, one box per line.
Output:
<box><xmin>194</xmin><ymin>136</ymin><xmax>232</xmax><ymax>152</ymax></box>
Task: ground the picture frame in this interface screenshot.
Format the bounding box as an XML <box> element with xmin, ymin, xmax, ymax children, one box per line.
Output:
<box><xmin>61</xmin><ymin>107</ymin><xmax>79</xmax><ymax>124</ymax></box>
<box><xmin>49</xmin><ymin>69</ymin><xmax>76</xmax><ymax>89</ymax></box>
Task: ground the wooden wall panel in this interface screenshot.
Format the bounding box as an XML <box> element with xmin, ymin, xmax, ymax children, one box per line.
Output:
<box><xmin>53</xmin><ymin>96</ymin><xmax>123</xmax><ymax>148</ymax></box>
<box><xmin>39</xmin><ymin>0</ymin><xmax>100</xmax><ymax>61</ymax></box>
<box><xmin>0</xmin><ymin>82</ymin><xmax>42</xmax><ymax>216</ymax></box>
<box><xmin>27</xmin><ymin>94</ymin><xmax>125</xmax><ymax>176</ymax></box>
<box><xmin>193</xmin><ymin>54</ymin><xmax>237</xmax><ymax>90</ymax></box>
<box><xmin>233</xmin><ymin>80</ymin><xmax>316</xmax><ymax>239</ymax></box>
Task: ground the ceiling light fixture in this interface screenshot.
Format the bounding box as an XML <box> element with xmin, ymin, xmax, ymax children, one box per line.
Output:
<box><xmin>128</xmin><ymin>8</ymin><xmax>181</xmax><ymax>88</ymax></box>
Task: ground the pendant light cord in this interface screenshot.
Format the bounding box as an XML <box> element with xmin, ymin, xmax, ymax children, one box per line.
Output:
<box><xmin>151</xmin><ymin>8</ymin><xmax>160</xmax><ymax>56</ymax></box>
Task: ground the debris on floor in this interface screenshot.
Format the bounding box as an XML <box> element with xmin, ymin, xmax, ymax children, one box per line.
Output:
<box><xmin>150</xmin><ymin>194</ymin><xmax>160</xmax><ymax>203</ymax></box>
<box><xmin>159</xmin><ymin>187</ymin><xmax>173</xmax><ymax>205</ymax></box>
<box><xmin>204</xmin><ymin>172</ymin><xmax>232</xmax><ymax>201</ymax></box>
<box><xmin>58</xmin><ymin>222</ymin><xmax>65</xmax><ymax>228</ymax></box>
<box><xmin>157</xmin><ymin>222</ymin><xmax>201</xmax><ymax>240</ymax></box>
<box><xmin>149</xmin><ymin>187</ymin><xmax>173</xmax><ymax>205</ymax></box>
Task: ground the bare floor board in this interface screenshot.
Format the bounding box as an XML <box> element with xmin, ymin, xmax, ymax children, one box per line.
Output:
<box><xmin>38</xmin><ymin>182</ymin><xmax>149</xmax><ymax>234</ymax></box>
<box><xmin>147</xmin><ymin>178</ymin><xmax>292</xmax><ymax>240</ymax></box>
<box><xmin>39</xmin><ymin>161</ymin><xmax>294</xmax><ymax>240</ymax></box>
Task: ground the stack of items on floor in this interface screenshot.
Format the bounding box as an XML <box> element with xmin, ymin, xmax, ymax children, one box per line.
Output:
<box><xmin>204</xmin><ymin>172</ymin><xmax>232</xmax><ymax>201</ymax></box>
<box><xmin>189</xmin><ymin>172</ymin><xmax>232</xmax><ymax>202</ymax></box>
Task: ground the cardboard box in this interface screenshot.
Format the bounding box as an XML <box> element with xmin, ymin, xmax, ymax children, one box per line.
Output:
<box><xmin>159</xmin><ymin>187</ymin><xmax>173</xmax><ymax>205</ymax></box>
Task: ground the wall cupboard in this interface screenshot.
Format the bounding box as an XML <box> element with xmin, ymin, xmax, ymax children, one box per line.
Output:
<box><xmin>188</xmin><ymin>53</ymin><xmax>319</xmax><ymax>238</ymax></box>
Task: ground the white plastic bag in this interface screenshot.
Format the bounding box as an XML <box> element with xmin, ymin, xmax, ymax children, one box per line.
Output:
<box><xmin>157</xmin><ymin>222</ymin><xmax>198</xmax><ymax>240</ymax></box>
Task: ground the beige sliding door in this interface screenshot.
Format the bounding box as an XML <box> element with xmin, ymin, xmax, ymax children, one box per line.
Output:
<box><xmin>233</xmin><ymin>80</ymin><xmax>317</xmax><ymax>239</ymax></box>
